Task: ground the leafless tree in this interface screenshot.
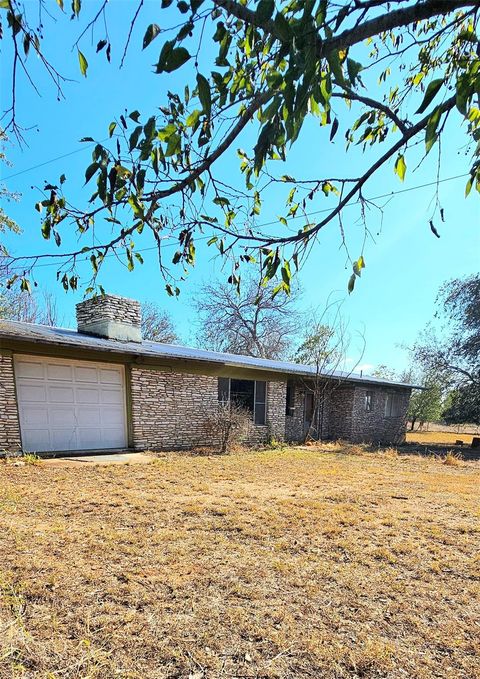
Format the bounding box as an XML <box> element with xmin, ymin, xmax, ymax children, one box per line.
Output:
<box><xmin>193</xmin><ymin>277</ymin><xmax>301</xmax><ymax>359</ymax></box>
<box><xmin>1</xmin><ymin>259</ymin><xmax>60</xmax><ymax>326</ymax></box>
<box><xmin>141</xmin><ymin>302</ymin><xmax>178</xmax><ymax>343</ymax></box>
<box><xmin>293</xmin><ymin>300</ymin><xmax>365</xmax><ymax>442</ymax></box>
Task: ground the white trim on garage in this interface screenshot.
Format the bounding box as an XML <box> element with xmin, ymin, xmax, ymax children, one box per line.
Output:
<box><xmin>14</xmin><ymin>354</ymin><xmax>128</xmax><ymax>452</ymax></box>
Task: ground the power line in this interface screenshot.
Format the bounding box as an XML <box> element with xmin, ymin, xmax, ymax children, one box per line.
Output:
<box><xmin>2</xmin><ymin>139</ymin><xmax>110</xmax><ymax>182</ymax></box>
<box><xmin>6</xmin><ymin>171</ymin><xmax>469</xmax><ymax>271</ymax></box>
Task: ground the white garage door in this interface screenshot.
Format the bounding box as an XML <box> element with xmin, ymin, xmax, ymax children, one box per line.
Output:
<box><xmin>15</xmin><ymin>355</ymin><xmax>128</xmax><ymax>452</ymax></box>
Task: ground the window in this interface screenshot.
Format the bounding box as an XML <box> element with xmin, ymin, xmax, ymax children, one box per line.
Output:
<box><xmin>385</xmin><ymin>393</ymin><xmax>402</xmax><ymax>417</ymax></box>
<box><xmin>365</xmin><ymin>390</ymin><xmax>373</xmax><ymax>412</ymax></box>
<box><xmin>286</xmin><ymin>382</ymin><xmax>295</xmax><ymax>417</ymax></box>
<box><xmin>217</xmin><ymin>378</ymin><xmax>267</xmax><ymax>425</ymax></box>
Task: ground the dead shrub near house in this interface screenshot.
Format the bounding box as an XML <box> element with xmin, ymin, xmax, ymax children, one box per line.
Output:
<box><xmin>203</xmin><ymin>401</ymin><xmax>251</xmax><ymax>453</ymax></box>
<box><xmin>0</xmin><ymin>445</ymin><xmax>479</xmax><ymax>678</ymax></box>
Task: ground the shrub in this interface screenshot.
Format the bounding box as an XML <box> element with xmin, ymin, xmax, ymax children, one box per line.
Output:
<box><xmin>204</xmin><ymin>402</ymin><xmax>251</xmax><ymax>454</ymax></box>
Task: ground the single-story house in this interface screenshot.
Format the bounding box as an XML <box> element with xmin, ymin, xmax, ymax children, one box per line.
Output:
<box><xmin>0</xmin><ymin>294</ymin><xmax>417</xmax><ymax>455</ymax></box>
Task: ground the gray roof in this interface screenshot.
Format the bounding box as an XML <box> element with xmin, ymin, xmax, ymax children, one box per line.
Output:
<box><xmin>0</xmin><ymin>319</ymin><xmax>420</xmax><ymax>389</ymax></box>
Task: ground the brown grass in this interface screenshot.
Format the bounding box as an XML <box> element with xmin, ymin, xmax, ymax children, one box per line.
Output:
<box><xmin>1</xmin><ymin>444</ymin><xmax>479</xmax><ymax>678</ymax></box>
<box><xmin>406</xmin><ymin>430</ymin><xmax>475</xmax><ymax>445</ymax></box>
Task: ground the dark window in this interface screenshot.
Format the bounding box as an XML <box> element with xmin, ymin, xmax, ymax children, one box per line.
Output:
<box><xmin>218</xmin><ymin>377</ymin><xmax>230</xmax><ymax>403</ymax></box>
<box><xmin>286</xmin><ymin>382</ymin><xmax>295</xmax><ymax>417</ymax></box>
<box><xmin>218</xmin><ymin>378</ymin><xmax>267</xmax><ymax>425</ymax></box>
<box><xmin>304</xmin><ymin>392</ymin><xmax>314</xmax><ymax>423</ymax></box>
<box><xmin>230</xmin><ymin>379</ymin><xmax>255</xmax><ymax>412</ymax></box>
<box><xmin>365</xmin><ymin>390</ymin><xmax>373</xmax><ymax>412</ymax></box>
<box><xmin>254</xmin><ymin>380</ymin><xmax>266</xmax><ymax>425</ymax></box>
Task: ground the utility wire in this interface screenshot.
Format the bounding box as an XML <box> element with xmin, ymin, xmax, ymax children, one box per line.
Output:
<box><xmin>5</xmin><ymin>171</ymin><xmax>469</xmax><ymax>271</ymax></box>
<box><xmin>2</xmin><ymin>139</ymin><xmax>110</xmax><ymax>182</ymax></box>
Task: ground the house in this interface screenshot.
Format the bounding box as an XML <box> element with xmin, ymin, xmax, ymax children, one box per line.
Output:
<box><xmin>0</xmin><ymin>294</ymin><xmax>416</xmax><ymax>455</ymax></box>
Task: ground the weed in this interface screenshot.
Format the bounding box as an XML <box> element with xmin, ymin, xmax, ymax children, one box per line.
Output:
<box><xmin>443</xmin><ymin>450</ymin><xmax>462</xmax><ymax>466</ymax></box>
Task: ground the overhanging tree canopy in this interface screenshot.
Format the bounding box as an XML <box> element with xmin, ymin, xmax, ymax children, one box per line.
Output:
<box><xmin>2</xmin><ymin>0</ymin><xmax>480</xmax><ymax>295</ymax></box>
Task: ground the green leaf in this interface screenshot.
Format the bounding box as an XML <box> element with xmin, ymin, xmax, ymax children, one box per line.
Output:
<box><xmin>346</xmin><ymin>58</ymin><xmax>363</xmax><ymax>86</ymax></box>
<box><xmin>465</xmin><ymin>176</ymin><xmax>473</xmax><ymax>197</ymax></box>
<box><xmin>143</xmin><ymin>23</ymin><xmax>161</xmax><ymax>49</ymax></box>
<box><xmin>196</xmin><ymin>73</ymin><xmax>211</xmax><ymax>117</ymax></box>
<box><xmin>177</xmin><ymin>0</ymin><xmax>189</xmax><ymax>12</ymax></box>
<box><xmin>56</xmin><ymin>0</ymin><xmax>64</xmax><ymax>10</ymax></box>
<box><xmin>41</xmin><ymin>220</ymin><xmax>51</xmax><ymax>239</ymax></box>
<box><xmin>256</xmin><ymin>0</ymin><xmax>274</xmax><ymax>22</ymax></box>
<box><xmin>455</xmin><ymin>75</ymin><xmax>471</xmax><ymax>115</ymax></box>
<box><xmin>347</xmin><ymin>274</ymin><xmax>356</xmax><ymax>294</ymax></box>
<box><xmin>425</xmin><ymin>106</ymin><xmax>441</xmax><ymax>153</ymax></box>
<box><xmin>273</xmin><ymin>12</ymin><xmax>291</xmax><ymax>42</ymax></box>
<box><xmin>77</xmin><ymin>49</ymin><xmax>88</xmax><ymax>77</ymax></box>
<box><xmin>394</xmin><ymin>154</ymin><xmax>406</xmax><ymax>182</ymax></box>
<box><xmin>164</xmin><ymin>46</ymin><xmax>191</xmax><ymax>72</ymax></box>
<box><xmin>213</xmin><ymin>196</ymin><xmax>230</xmax><ymax>207</ymax></box>
<box><xmin>329</xmin><ymin>118</ymin><xmax>339</xmax><ymax>141</ymax></box>
<box><xmin>129</xmin><ymin>110</ymin><xmax>141</xmax><ymax>122</ymax></box>
<box><xmin>34</xmin><ymin>201</ymin><xmax>43</xmax><ymax>213</ymax></box>
<box><xmin>59</xmin><ymin>173</ymin><xmax>66</xmax><ymax>184</ymax></box>
<box><xmin>415</xmin><ymin>78</ymin><xmax>443</xmax><ymax>114</ymax></box>
<box><xmin>457</xmin><ymin>28</ymin><xmax>477</xmax><ymax>42</ymax></box>
<box><xmin>108</xmin><ymin>122</ymin><xmax>116</xmax><ymax>137</ymax></box>
<box><xmin>129</xmin><ymin>125</ymin><xmax>143</xmax><ymax>151</ymax></box>
<box><xmin>72</xmin><ymin>0</ymin><xmax>81</xmax><ymax>16</ymax></box>
<box><xmin>84</xmin><ymin>162</ymin><xmax>99</xmax><ymax>184</ymax></box>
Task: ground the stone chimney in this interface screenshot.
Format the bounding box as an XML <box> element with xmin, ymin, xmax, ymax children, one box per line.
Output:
<box><xmin>76</xmin><ymin>294</ymin><xmax>142</xmax><ymax>342</ymax></box>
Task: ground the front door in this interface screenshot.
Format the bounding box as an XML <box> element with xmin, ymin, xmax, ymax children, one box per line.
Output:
<box><xmin>303</xmin><ymin>392</ymin><xmax>320</xmax><ymax>439</ymax></box>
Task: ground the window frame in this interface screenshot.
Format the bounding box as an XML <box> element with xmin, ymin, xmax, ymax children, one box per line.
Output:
<box><xmin>385</xmin><ymin>393</ymin><xmax>402</xmax><ymax>418</ymax></box>
<box><xmin>365</xmin><ymin>390</ymin><xmax>373</xmax><ymax>413</ymax></box>
<box><xmin>218</xmin><ymin>377</ymin><xmax>267</xmax><ymax>426</ymax></box>
<box><xmin>285</xmin><ymin>382</ymin><xmax>295</xmax><ymax>417</ymax></box>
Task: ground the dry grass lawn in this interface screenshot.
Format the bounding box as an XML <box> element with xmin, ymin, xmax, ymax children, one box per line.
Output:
<box><xmin>1</xmin><ymin>444</ymin><xmax>479</xmax><ymax>678</ymax></box>
<box><xmin>405</xmin><ymin>430</ymin><xmax>476</xmax><ymax>446</ymax></box>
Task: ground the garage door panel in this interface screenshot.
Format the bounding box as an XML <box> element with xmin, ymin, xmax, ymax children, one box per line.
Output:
<box><xmin>51</xmin><ymin>429</ymin><xmax>77</xmax><ymax>449</ymax></box>
<box><xmin>75</xmin><ymin>366</ymin><xmax>99</xmax><ymax>383</ymax></box>
<box><xmin>47</xmin><ymin>363</ymin><xmax>73</xmax><ymax>381</ymax></box>
<box><xmin>20</xmin><ymin>406</ymin><xmax>49</xmax><ymax>427</ymax></box>
<box><xmin>15</xmin><ymin>360</ymin><xmax>44</xmax><ymax>379</ymax></box>
<box><xmin>101</xmin><ymin>406</ymin><xmax>125</xmax><ymax>427</ymax></box>
<box><xmin>15</xmin><ymin>356</ymin><xmax>127</xmax><ymax>452</ymax></box>
<box><xmin>22</xmin><ymin>429</ymin><xmax>51</xmax><ymax>451</ymax></box>
<box><xmin>49</xmin><ymin>407</ymin><xmax>76</xmax><ymax>427</ymax></box>
<box><xmin>77</xmin><ymin>428</ymin><xmax>103</xmax><ymax>448</ymax></box>
<box><xmin>18</xmin><ymin>384</ymin><xmax>46</xmax><ymax>402</ymax></box>
<box><xmin>100</xmin><ymin>368</ymin><xmax>122</xmax><ymax>385</ymax></box>
<box><xmin>102</xmin><ymin>429</ymin><xmax>127</xmax><ymax>448</ymax></box>
<box><xmin>76</xmin><ymin>387</ymin><xmax>100</xmax><ymax>404</ymax></box>
<box><xmin>76</xmin><ymin>406</ymin><xmax>101</xmax><ymax>427</ymax></box>
<box><xmin>101</xmin><ymin>389</ymin><xmax>123</xmax><ymax>405</ymax></box>
<box><xmin>48</xmin><ymin>385</ymin><xmax>75</xmax><ymax>403</ymax></box>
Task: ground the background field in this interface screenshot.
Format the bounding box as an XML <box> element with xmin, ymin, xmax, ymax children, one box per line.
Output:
<box><xmin>405</xmin><ymin>430</ymin><xmax>475</xmax><ymax>445</ymax></box>
<box><xmin>1</xmin><ymin>445</ymin><xmax>479</xmax><ymax>678</ymax></box>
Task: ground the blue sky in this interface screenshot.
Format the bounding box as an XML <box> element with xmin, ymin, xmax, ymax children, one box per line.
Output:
<box><xmin>1</xmin><ymin>1</ymin><xmax>479</xmax><ymax>373</ymax></box>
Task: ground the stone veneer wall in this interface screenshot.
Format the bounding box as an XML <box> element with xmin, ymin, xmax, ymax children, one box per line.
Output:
<box><xmin>130</xmin><ymin>367</ymin><xmax>287</xmax><ymax>450</ymax></box>
<box><xmin>320</xmin><ymin>385</ymin><xmax>356</xmax><ymax>440</ymax></box>
<box><xmin>0</xmin><ymin>353</ymin><xmax>22</xmax><ymax>453</ymax></box>
<box><xmin>76</xmin><ymin>295</ymin><xmax>141</xmax><ymax>329</ymax></box>
<box><xmin>285</xmin><ymin>382</ymin><xmax>305</xmax><ymax>442</ymax></box>
<box><xmin>351</xmin><ymin>386</ymin><xmax>411</xmax><ymax>444</ymax></box>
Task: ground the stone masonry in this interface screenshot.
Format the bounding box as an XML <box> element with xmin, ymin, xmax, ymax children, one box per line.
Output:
<box><xmin>350</xmin><ymin>386</ymin><xmax>411</xmax><ymax>444</ymax></box>
<box><xmin>284</xmin><ymin>380</ymin><xmax>410</xmax><ymax>444</ymax></box>
<box><xmin>130</xmin><ymin>367</ymin><xmax>287</xmax><ymax>450</ymax></box>
<box><xmin>0</xmin><ymin>353</ymin><xmax>22</xmax><ymax>452</ymax></box>
<box><xmin>76</xmin><ymin>295</ymin><xmax>141</xmax><ymax>329</ymax></box>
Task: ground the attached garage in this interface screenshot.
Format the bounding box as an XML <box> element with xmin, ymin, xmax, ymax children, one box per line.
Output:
<box><xmin>14</xmin><ymin>355</ymin><xmax>128</xmax><ymax>453</ymax></box>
